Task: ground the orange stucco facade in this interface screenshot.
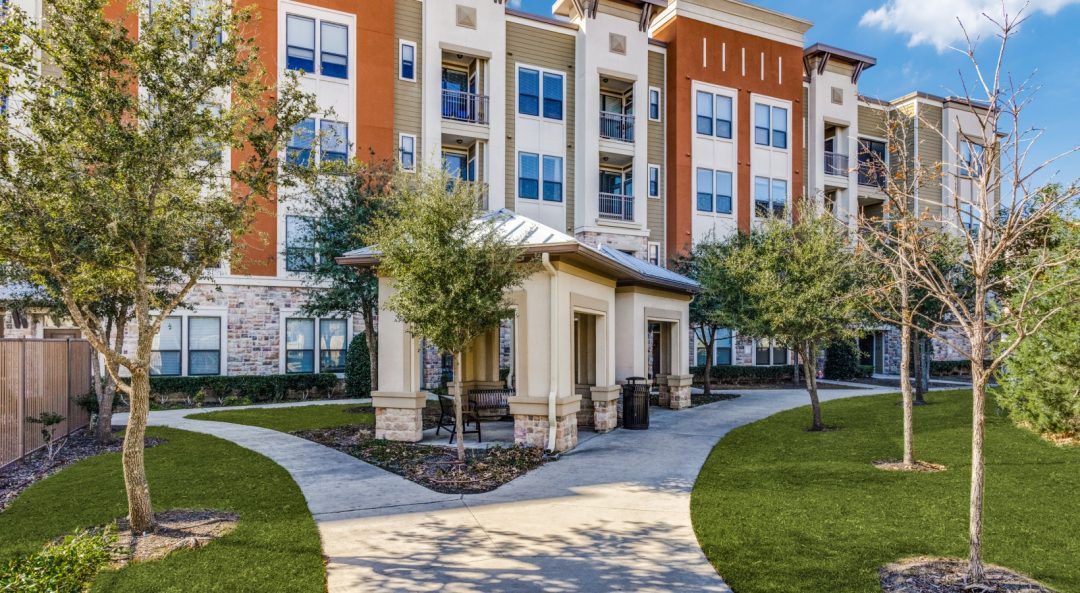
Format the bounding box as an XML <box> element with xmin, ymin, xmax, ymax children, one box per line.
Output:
<box><xmin>652</xmin><ymin>16</ymin><xmax>805</xmax><ymax>257</ymax></box>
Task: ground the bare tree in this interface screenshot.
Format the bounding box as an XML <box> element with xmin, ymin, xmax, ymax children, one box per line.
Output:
<box><xmin>863</xmin><ymin>9</ymin><xmax>1079</xmax><ymax>583</ymax></box>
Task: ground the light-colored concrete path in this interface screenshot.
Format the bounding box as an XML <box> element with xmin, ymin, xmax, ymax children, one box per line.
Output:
<box><xmin>120</xmin><ymin>387</ymin><xmax>898</xmax><ymax>592</ymax></box>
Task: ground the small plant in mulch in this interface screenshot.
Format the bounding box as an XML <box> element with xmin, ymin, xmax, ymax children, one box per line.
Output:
<box><xmin>880</xmin><ymin>557</ymin><xmax>1058</xmax><ymax>593</ymax></box>
<box><xmin>1</xmin><ymin>429</ymin><xmax>164</xmax><ymax>512</ymax></box>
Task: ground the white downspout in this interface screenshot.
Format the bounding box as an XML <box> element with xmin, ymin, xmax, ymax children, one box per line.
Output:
<box><xmin>541</xmin><ymin>253</ymin><xmax>558</xmax><ymax>450</ymax></box>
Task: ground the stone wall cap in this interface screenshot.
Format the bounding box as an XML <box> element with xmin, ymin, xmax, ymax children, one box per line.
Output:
<box><xmin>589</xmin><ymin>385</ymin><xmax>621</xmax><ymax>402</ymax></box>
<box><xmin>666</xmin><ymin>374</ymin><xmax>694</xmax><ymax>387</ymax></box>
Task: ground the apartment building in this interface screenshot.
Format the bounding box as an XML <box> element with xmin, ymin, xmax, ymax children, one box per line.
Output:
<box><xmin>0</xmin><ymin>0</ymin><xmax>992</xmax><ymax>379</ymax></box>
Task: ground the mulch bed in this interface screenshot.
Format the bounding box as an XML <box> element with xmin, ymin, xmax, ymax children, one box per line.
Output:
<box><xmin>1</xmin><ymin>429</ymin><xmax>163</xmax><ymax>512</ymax></box>
<box><xmin>293</xmin><ymin>424</ymin><xmax>550</xmax><ymax>494</ymax></box>
<box><xmin>113</xmin><ymin>510</ymin><xmax>238</xmax><ymax>565</ymax></box>
<box><xmin>881</xmin><ymin>557</ymin><xmax>1057</xmax><ymax>593</ymax></box>
<box><xmin>873</xmin><ymin>460</ymin><xmax>947</xmax><ymax>473</ymax></box>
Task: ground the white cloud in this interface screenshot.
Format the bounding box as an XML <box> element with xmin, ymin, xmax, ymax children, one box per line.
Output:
<box><xmin>860</xmin><ymin>0</ymin><xmax>1080</xmax><ymax>52</ymax></box>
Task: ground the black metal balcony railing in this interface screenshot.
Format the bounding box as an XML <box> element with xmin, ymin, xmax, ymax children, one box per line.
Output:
<box><xmin>598</xmin><ymin>192</ymin><xmax>634</xmax><ymax>222</ymax></box>
<box><xmin>858</xmin><ymin>160</ymin><xmax>888</xmax><ymax>188</ymax></box>
<box><xmin>824</xmin><ymin>151</ymin><xmax>849</xmax><ymax>176</ymax></box>
<box><xmin>599</xmin><ymin>112</ymin><xmax>634</xmax><ymax>142</ymax></box>
<box><xmin>441</xmin><ymin>89</ymin><xmax>489</xmax><ymax>125</ymax></box>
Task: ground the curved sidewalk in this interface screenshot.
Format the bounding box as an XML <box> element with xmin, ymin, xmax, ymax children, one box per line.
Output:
<box><xmin>122</xmin><ymin>386</ymin><xmax>896</xmax><ymax>592</ymax></box>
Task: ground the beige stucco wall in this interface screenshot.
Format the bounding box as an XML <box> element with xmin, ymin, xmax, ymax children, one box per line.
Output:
<box><xmin>614</xmin><ymin>286</ymin><xmax>692</xmax><ymax>380</ymax></box>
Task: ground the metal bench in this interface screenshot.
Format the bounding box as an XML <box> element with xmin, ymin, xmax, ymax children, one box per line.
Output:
<box><xmin>468</xmin><ymin>389</ymin><xmax>512</xmax><ymax>420</ymax></box>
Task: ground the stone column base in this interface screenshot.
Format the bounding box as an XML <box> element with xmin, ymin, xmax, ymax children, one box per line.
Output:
<box><xmin>590</xmin><ymin>385</ymin><xmax>621</xmax><ymax>433</ymax></box>
<box><xmin>667</xmin><ymin>374</ymin><xmax>693</xmax><ymax>410</ymax></box>
<box><xmin>655</xmin><ymin>375</ymin><xmax>670</xmax><ymax>407</ymax></box>
<box><xmin>514</xmin><ymin>413</ymin><xmax>578</xmax><ymax>452</ymax></box>
<box><xmin>373</xmin><ymin>391</ymin><xmax>426</xmax><ymax>442</ymax></box>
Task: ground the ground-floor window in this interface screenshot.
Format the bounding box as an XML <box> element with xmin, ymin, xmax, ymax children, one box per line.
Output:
<box><xmin>755</xmin><ymin>339</ymin><xmax>788</xmax><ymax>366</ymax></box>
<box><xmin>151</xmin><ymin>316</ymin><xmax>182</xmax><ymax>376</ymax></box>
<box><xmin>285</xmin><ymin>316</ymin><xmax>349</xmax><ymax>374</ymax></box>
<box><xmin>696</xmin><ymin>328</ymin><xmax>733</xmax><ymax>366</ymax></box>
<box><xmin>151</xmin><ymin>313</ymin><xmax>224</xmax><ymax>376</ymax></box>
<box><xmin>188</xmin><ymin>317</ymin><xmax>221</xmax><ymax>376</ymax></box>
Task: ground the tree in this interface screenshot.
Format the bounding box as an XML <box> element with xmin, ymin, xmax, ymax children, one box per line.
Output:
<box><xmin>295</xmin><ymin>158</ymin><xmax>395</xmax><ymax>393</ymax></box>
<box><xmin>344</xmin><ymin>332</ymin><xmax>372</xmax><ymax>399</ymax></box>
<box><xmin>0</xmin><ymin>0</ymin><xmax>313</xmax><ymax>531</ymax></box>
<box><xmin>867</xmin><ymin>10</ymin><xmax>1080</xmax><ymax>582</ymax></box>
<box><xmin>704</xmin><ymin>197</ymin><xmax>868</xmax><ymax>431</ymax></box>
<box><xmin>365</xmin><ymin>167</ymin><xmax>535</xmax><ymax>461</ymax></box>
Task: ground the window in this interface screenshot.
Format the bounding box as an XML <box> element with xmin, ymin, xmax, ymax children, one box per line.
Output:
<box><xmin>754</xmin><ymin>177</ymin><xmax>787</xmax><ymax>218</ymax></box>
<box><xmin>715</xmin><ymin>95</ymin><xmax>732</xmax><ymax>139</ymax></box>
<box><xmin>188</xmin><ymin>317</ymin><xmax>221</xmax><ymax>376</ymax></box>
<box><xmin>648</xmin><ymin>242</ymin><xmax>661</xmax><ymax>266</ymax></box>
<box><xmin>518</xmin><ymin>68</ymin><xmax>539</xmax><ymax>117</ymax></box>
<box><xmin>319</xmin><ymin>120</ymin><xmax>348</xmax><ymax>163</ymax></box>
<box><xmin>960</xmin><ymin>139</ymin><xmax>985</xmax><ymax>177</ymax></box>
<box><xmin>150</xmin><ymin>316</ymin><xmax>182</xmax><ymax>376</ymax></box>
<box><xmin>858</xmin><ymin>138</ymin><xmax>887</xmax><ymax>187</ymax></box>
<box><xmin>960</xmin><ymin>202</ymin><xmax>981</xmax><ymax>233</ymax></box>
<box><xmin>285</xmin><ymin>15</ymin><xmax>315</xmax><ymax>73</ymax></box>
<box><xmin>285</xmin><ymin>215</ymin><xmax>317</xmax><ymax>272</ymax></box>
<box><xmin>285</xmin><ymin>318</ymin><xmax>315</xmax><ymax>374</ymax></box>
<box><xmin>399</xmin><ymin>134</ymin><xmax>415</xmax><ymax>170</ymax></box>
<box><xmin>287</xmin><ymin>118</ymin><xmax>315</xmax><ymax>167</ymax></box>
<box><xmin>648</xmin><ymin>87</ymin><xmax>660</xmax><ymax>121</ymax></box>
<box><xmin>320</xmin><ymin>22</ymin><xmax>347</xmax><ymax>78</ymax></box>
<box><xmin>648</xmin><ymin>164</ymin><xmax>660</xmax><ymax>198</ymax></box>
<box><xmin>715</xmin><ymin>171</ymin><xmax>732</xmax><ymax>214</ymax></box>
<box><xmin>542</xmin><ymin>155</ymin><xmax>563</xmax><ymax>202</ymax></box>
<box><xmin>518</xmin><ymin>152</ymin><xmax>539</xmax><ymax>199</ymax></box>
<box><xmin>697</xmin><ymin>328</ymin><xmax>734</xmax><ymax>366</ymax></box>
<box><xmin>696</xmin><ymin>168</ymin><xmax>713</xmax><ymax>212</ymax></box>
<box><xmin>542</xmin><ymin>72</ymin><xmax>564</xmax><ymax>120</ymax></box>
<box><xmin>756</xmin><ymin>339</ymin><xmax>788</xmax><ymax>366</ymax></box>
<box><xmin>695</xmin><ymin>91</ymin><xmax>712</xmax><ymax>136</ymax></box>
<box><xmin>319</xmin><ymin>319</ymin><xmax>348</xmax><ymax>373</ymax></box>
<box><xmin>399</xmin><ymin>41</ymin><xmax>416</xmax><ymax>81</ymax></box>
<box><xmin>754</xmin><ymin>103</ymin><xmax>770</xmax><ymax>146</ymax></box>
<box><xmin>755</xmin><ymin>103</ymin><xmax>788</xmax><ymax>148</ymax></box>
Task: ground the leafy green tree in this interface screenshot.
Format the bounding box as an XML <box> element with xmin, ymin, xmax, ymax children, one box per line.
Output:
<box><xmin>344</xmin><ymin>333</ymin><xmax>372</xmax><ymax>399</ymax></box>
<box><xmin>707</xmin><ymin>197</ymin><xmax>868</xmax><ymax>431</ymax></box>
<box><xmin>365</xmin><ymin>167</ymin><xmax>535</xmax><ymax>461</ymax></box>
<box><xmin>0</xmin><ymin>0</ymin><xmax>313</xmax><ymax>531</ymax></box>
<box><xmin>296</xmin><ymin>158</ymin><xmax>395</xmax><ymax>393</ymax></box>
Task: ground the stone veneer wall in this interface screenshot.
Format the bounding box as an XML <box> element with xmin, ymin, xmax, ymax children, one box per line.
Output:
<box><xmin>514</xmin><ymin>413</ymin><xmax>578</xmax><ymax>452</ymax></box>
<box><xmin>375</xmin><ymin>407</ymin><xmax>423</xmax><ymax>442</ymax></box>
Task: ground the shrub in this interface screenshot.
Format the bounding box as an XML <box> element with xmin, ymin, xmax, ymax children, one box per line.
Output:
<box><xmin>690</xmin><ymin>364</ymin><xmax>796</xmax><ymax>386</ymax></box>
<box><xmin>72</xmin><ymin>390</ymin><xmax>98</xmax><ymax>416</ymax></box>
<box><xmin>345</xmin><ymin>333</ymin><xmax>371</xmax><ymax>399</ymax></box>
<box><xmin>856</xmin><ymin>365</ymin><xmax>874</xmax><ymax>378</ymax></box>
<box><xmin>824</xmin><ymin>340</ymin><xmax>860</xmax><ymax>381</ymax></box>
<box><xmin>149</xmin><ymin>373</ymin><xmax>339</xmax><ymax>403</ymax></box>
<box><xmin>0</xmin><ymin>527</ymin><xmax>115</xmax><ymax>593</ymax></box>
<box><xmin>221</xmin><ymin>395</ymin><xmax>254</xmax><ymax>407</ymax></box>
<box><xmin>929</xmin><ymin>359</ymin><xmax>992</xmax><ymax>376</ymax></box>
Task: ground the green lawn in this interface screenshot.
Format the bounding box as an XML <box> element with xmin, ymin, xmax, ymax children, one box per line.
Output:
<box><xmin>0</xmin><ymin>428</ymin><xmax>325</xmax><ymax>593</ymax></box>
<box><xmin>189</xmin><ymin>403</ymin><xmax>374</xmax><ymax>433</ymax></box>
<box><xmin>691</xmin><ymin>390</ymin><xmax>1080</xmax><ymax>593</ymax></box>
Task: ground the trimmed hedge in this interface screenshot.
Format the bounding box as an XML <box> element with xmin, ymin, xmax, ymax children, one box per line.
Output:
<box><xmin>345</xmin><ymin>334</ymin><xmax>371</xmax><ymax>399</ymax></box>
<box><xmin>824</xmin><ymin>341</ymin><xmax>860</xmax><ymax>381</ymax></box>
<box><xmin>149</xmin><ymin>373</ymin><xmax>339</xmax><ymax>402</ymax></box>
<box><xmin>691</xmin><ymin>364</ymin><xmax>797</xmax><ymax>386</ymax></box>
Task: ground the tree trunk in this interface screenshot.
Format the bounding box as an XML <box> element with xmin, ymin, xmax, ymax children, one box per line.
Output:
<box><xmin>702</xmin><ymin>331</ymin><xmax>713</xmax><ymax>398</ymax></box>
<box><xmin>967</xmin><ymin>346</ymin><xmax>988</xmax><ymax>584</ymax></box>
<box><xmin>913</xmin><ymin>336</ymin><xmax>927</xmax><ymax>405</ymax></box>
<box><xmin>801</xmin><ymin>342</ymin><xmax>824</xmax><ymax>431</ymax></box>
<box><xmin>363</xmin><ymin>308</ymin><xmax>378</xmax><ymax>395</ymax></box>
<box><xmin>122</xmin><ymin>367</ymin><xmax>155</xmax><ymax>533</ymax></box>
<box><xmin>96</xmin><ymin>323</ymin><xmax>125</xmax><ymax>444</ymax></box>
<box><xmin>453</xmin><ymin>351</ymin><xmax>465</xmax><ymax>463</ymax></box>
<box><xmin>899</xmin><ymin>322</ymin><xmax>914</xmax><ymax>468</ymax></box>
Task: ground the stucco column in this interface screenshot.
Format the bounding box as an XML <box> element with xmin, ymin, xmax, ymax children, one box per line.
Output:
<box><xmin>510</xmin><ymin>394</ymin><xmax>582</xmax><ymax>452</ymax></box>
<box><xmin>667</xmin><ymin>374</ymin><xmax>693</xmax><ymax>410</ymax></box>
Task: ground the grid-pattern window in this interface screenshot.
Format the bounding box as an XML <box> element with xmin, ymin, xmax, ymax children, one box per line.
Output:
<box><xmin>285</xmin><ymin>15</ymin><xmax>349</xmax><ymax>79</ymax></box>
<box><xmin>285</xmin><ymin>15</ymin><xmax>315</xmax><ymax>73</ymax></box>
<box><xmin>714</xmin><ymin>95</ymin><xmax>732</xmax><ymax>139</ymax></box>
<box><xmin>715</xmin><ymin>171</ymin><xmax>732</xmax><ymax>214</ymax></box>
<box><xmin>542</xmin><ymin>72</ymin><xmax>564</xmax><ymax>120</ymax></box>
<box><xmin>756</xmin><ymin>339</ymin><xmax>788</xmax><ymax>366</ymax></box>
<box><xmin>697</xmin><ymin>168</ymin><xmax>732</xmax><ymax>214</ymax></box>
<box><xmin>754</xmin><ymin>103</ymin><xmax>770</xmax><ymax>146</ymax></box>
<box><xmin>287</xmin><ymin>118</ymin><xmax>316</xmax><ymax>167</ymax></box>
<box><xmin>771</xmin><ymin>106</ymin><xmax>788</xmax><ymax>148</ymax></box>
<box><xmin>755</xmin><ymin>103</ymin><xmax>788</xmax><ymax>148</ymax></box>
<box><xmin>696</xmin><ymin>168</ymin><xmax>713</xmax><ymax>212</ymax></box>
<box><xmin>858</xmin><ymin>138</ymin><xmax>887</xmax><ymax>186</ymax></box>
<box><xmin>755</xmin><ymin>176</ymin><xmax>787</xmax><ymax>217</ymax></box>
<box><xmin>770</xmin><ymin>179</ymin><xmax>788</xmax><ymax>217</ymax></box>
<box><xmin>320</xmin><ymin>120</ymin><xmax>348</xmax><ymax>163</ymax></box>
<box><xmin>399</xmin><ymin>41</ymin><xmax>416</xmax><ymax>81</ymax></box>
<box><xmin>697</xmin><ymin>328</ymin><xmax>734</xmax><ymax>366</ymax></box>
<box><xmin>285</xmin><ymin>215</ymin><xmax>317</xmax><ymax>272</ymax></box>
<box><xmin>188</xmin><ymin>317</ymin><xmax>221</xmax><ymax>376</ymax></box>
<box><xmin>695</xmin><ymin>91</ymin><xmax>713</xmax><ymax>136</ymax></box>
<box><xmin>648</xmin><ymin>242</ymin><xmax>661</xmax><ymax>266</ymax></box>
<box><xmin>285</xmin><ymin>318</ymin><xmax>315</xmax><ymax>374</ymax></box>
<box><xmin>542</xmin><ymin>155</ymin><xmax>563</xmax><ymax>202</ymax></box>
<box><xmin>696</xmin><ymin>91</ymin><xmax>732</xmax><ymax>139</ymax></box>
<box><xmin>960</xmin><ymin>139</ymin><xmax>985</xmax><ymax>177</ymax></box>
<box><xmin>518</xmin><ymin>68</ymin><xmax>540</xmax><ymax>117</ymax></box>
<box><xmin>518</xmin><ymin>152</ymin><xmax>539</xmax><ymax>199</ymax></box>
<box><xmin>399</xmin><ymin>134</ymin><xmax>415</xmax><ymax>170</ymax></box>
<box><xmin>150</xmin><ymin>316</ymin><xmax>182</xmax><ymax>376</ymax></box>
<box><xmin>319</xmin><ymin>319</ymin><xmax>348</xmax><ymax>373</ymax></box>
<box><xmin>649</xmin><ymin>87</ymin><xmax>660</xmax><ymax>121</ymax></box>
<box><xmin>320</xmin><ymin>22</ymin><xmax>347</xmax><ymax>78</ymax></box>
<box><xmin>648</xmin><ymin>165</ymin><xmax>660</xmax><ymax>198</ymax></box>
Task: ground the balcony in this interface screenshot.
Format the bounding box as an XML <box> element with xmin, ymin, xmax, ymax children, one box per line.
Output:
<box><xmin>824</xmin><ymin>151</ymin><xmax>849</xmax><ymax>176</ymax></box>
<box><xmin>442</xmin><ymin>89</ymin><xmax>489</xmax><ymax>125</ymax></box>
<box><xmin>598</xmin><ymin>192</ymin><xmax>634</xmax><ymax>222</ymax></box>
<box><xmin>599</xmin><ymin>112</ymin><xmax>634</xmax><ymax>143</ymax></box>
<box><xmin>858</xmin><ymin>161</ymin><xmax>887</xmax><ymax>188</ymax></box>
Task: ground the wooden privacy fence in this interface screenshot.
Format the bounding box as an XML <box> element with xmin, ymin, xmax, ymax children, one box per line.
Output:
<box><xmin>1</xmin><ymin>339</ymin><xmax>93</xmax><ymax>469</ymax></box>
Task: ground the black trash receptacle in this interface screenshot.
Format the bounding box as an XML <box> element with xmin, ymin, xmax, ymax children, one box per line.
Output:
<box><xmin>622</xmin><ymin>376</ymin><xmax>650</xmax><ymax>430</ymax></box>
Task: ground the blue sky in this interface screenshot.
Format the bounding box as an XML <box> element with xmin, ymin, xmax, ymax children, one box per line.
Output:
<box><xmin>512</xmin><ymin>0</ymin><xmax>1080</xmax><ymax>184</ymax></box>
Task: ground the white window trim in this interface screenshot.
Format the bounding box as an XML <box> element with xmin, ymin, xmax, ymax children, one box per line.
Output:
<box><xmin>541</xmin><ymin>154</ymin><xmax>566</xmax><ymax>204</ymax></box>
<box><xmin>278</xmin><ymin>309</ymin><xmax>353</xmax><ymax>376</ymax></box>
<box><xmin>692</xmin><ymin>83</ymin><xmax>738</xmax><ymax>143</ymax></box>
<box><xmin>647</xmin><ymin>241</ymin><xmax>661</xmax><ymax>267</ymax></box>
<box><xmin>750</xmin><ymin>94</ymin><xmax>792</xmax><ymax>152</ymax></box>
<box><xmin>279</xmin><ymin>3</ymin><xmax>356</xmax><ymax>85</ymax></box>
<box><xmin>648</xmin><ymin>86</ymin><xmax>662</xmax><ymax>122</ymax></box>
<box><xmin>150</xmin><ymin>308</ymin><xmax>229</xmax><ymax>377</ymax></box>
<box><xmin>753</xmin><ymin>338</ymin><xmax>789</xmax><ymax>367</ymax></box>
<box><xmin>752</xmin><ymin>175</ymin><xmax>790</xmax><ymax>221</ymax></box>
<box><xmin>647</xmin><ymin>164</ymin><xmax>661</xmax><ymax>199</ymax></box>
<box><xmin>398</xmin><ymin>133</ymin><xmax>417</xmax><ymax>171</ymax></box>
<box><xmin>693</xmin><ymin>166</ymin><xmax>736</xmax><ymax>219</ymax></box>
<box><xmin>515</xmin><ymin>63</ymin><xmax>566</xmax><ymax>122</ymax></box>
<box><xmin>398</xmin><ymin>39</ymin><xmax>417</xmax><ymax>82</ymax></box>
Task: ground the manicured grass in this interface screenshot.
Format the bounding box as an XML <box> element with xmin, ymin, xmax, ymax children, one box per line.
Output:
<box><xmin>0</xmin><ymin>428</ymin><xmax>325</xmax><ymax>593</ymax></box>
<box><xmin>691</xmin><ymin>390</ymin><xmax>1080</xmax><ymax>593</ymax></box>
<box><xmin>189</xmin><ymin>403</ymin><xmax>374</xmax><ymax>433</ymax></box>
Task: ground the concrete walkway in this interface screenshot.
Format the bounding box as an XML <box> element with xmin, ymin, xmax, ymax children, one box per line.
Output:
<box><xmin>120</xmin><ymin>387</ymin><xmax>898</xmax><ymax>592</ymax></box>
